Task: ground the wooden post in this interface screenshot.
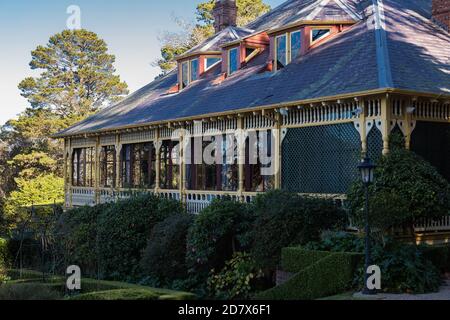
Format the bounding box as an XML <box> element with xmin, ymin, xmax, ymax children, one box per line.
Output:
<box><xmin>274</xmin><ymin>112</ymin><xmax>282</xmax><ymax>189</ymax></box>
<box><xmin>404</xmin><ymin>100</ymin><xmax>413</xmax><ymax>150</ymax></box>
<box><xmin>179</xmin><ymin>127</ymin><xmax>186</xmax><ymax>205</ymax></box>
<box><xmin>380</xmin><ymin>95</ymin><xmax>391</xmax><ymax>156</ymax></box>
<box><xmin>359</xmin><ymin>99</ymin><xmax>368</xmax><ymax>156</ymax></box>
<box><xmin>155</xmin><ymin>128</ymin><xmax>161</xmax><ymax>193</ymax></box>
<box><xmin>115</xmin><ymin>134</ymin><xmax>121</xmax><ymax>195</ymax></box>
<box><xmin>95</xmin><ymin>136</ymin><xmax>101</xmax><ymax>204</ymax></box>
<box><xmin>237</xmin><ymin>116</ymin><xmax>245</xmax><ymax>198</ymax></box>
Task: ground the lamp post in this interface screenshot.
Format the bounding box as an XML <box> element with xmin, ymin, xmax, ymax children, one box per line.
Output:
<box><xmin>357</xmin><ymin>157</ymin><xmax>377</xmax><ymax>295</ymax></box>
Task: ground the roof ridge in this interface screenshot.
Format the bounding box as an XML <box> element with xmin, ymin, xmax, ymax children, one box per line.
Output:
<box><xmin>372</xmin><ymin>0</ymin><xmax>393</xmax><ymax>88</ymax></box>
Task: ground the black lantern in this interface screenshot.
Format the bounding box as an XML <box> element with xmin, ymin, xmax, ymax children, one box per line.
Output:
<box><xmin>358</xmin><ymin>157</ymin><xmax>377</xmax><ymax>295</ymax></box>
<box><xmin>358</xmin><ymin>157</ymin><xmax>376</xmax><ymax>185</ymax></box>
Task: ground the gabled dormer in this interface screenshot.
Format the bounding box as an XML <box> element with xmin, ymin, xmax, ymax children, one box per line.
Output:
<box><xmin>266</xmin><ymin>0</ymin><xmax>362</xmax><ymax>71</ymax></box>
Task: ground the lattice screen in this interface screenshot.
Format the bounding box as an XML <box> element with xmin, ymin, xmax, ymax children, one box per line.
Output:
<box><xmin>411</xmin><ymin>122</ymin><xmax>450</xmax><ymax>181</ymax></box>
<box><xmin>366</xmin><ymin>126</ymin><xmax>383</xmax><ymax>163</ymax></box>
<box><xmin>282</xmin><ymin>123</ymin><xmax>361</xmax><ymax>194</ymax></box>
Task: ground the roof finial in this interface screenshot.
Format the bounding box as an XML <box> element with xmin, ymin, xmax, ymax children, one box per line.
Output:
<box><xmin>213</xmin><ymin>0</ymin><xmax>238</xmax><ymax>33</ymax></box>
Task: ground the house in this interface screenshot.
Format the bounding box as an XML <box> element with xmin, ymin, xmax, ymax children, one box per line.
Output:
<box><xmin>54</xmin><ymin>0</ymin><xmax>450</xmax><ymax>235</ymax></box>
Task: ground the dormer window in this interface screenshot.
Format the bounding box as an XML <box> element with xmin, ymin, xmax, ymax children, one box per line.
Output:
<box><xmin>190</xmin><ymin>59</ymin><xmax>199</xmax><ymax>82</ymax></box>
<box><xmin>228</xmin><ymin>47</ymin><xmax>239</xmax><ymax>75</ymax></box>
<box><xmin>205</xmin><ymin>57</ymin><xmax>221</xmax><ymax>70</ymax></box>
<box><xmin>311</xmin><ymin>28</ymin><xmax>331</xmax><ymax>43</ymax></box>
<box><xmin>275</xmin><ymin>30</ymin><xmax>302</xmax><ymax>71</ymax></box>
<box><xmin>180</xmin><ymin>58</ymin><xmax>200</xmax><ymax>89</ymax></box>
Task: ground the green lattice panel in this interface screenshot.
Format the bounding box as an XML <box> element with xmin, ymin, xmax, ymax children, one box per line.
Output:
<box><xmin>282</xmin><ymin>123</ymin><xmax>361</xmax><ymax>194</ymax></box>
<box><xmin>366</xmin><ymin>126</ymin><xmax>383</xmax><ymax>163</ymax></box>
<box><xmin>411</xmin><ymin>122</ymin><xmax>450</xmax><ymax>182</ymax></box>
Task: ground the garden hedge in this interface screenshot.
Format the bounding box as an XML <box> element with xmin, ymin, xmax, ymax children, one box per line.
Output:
<box><xmin>256</xmin><ymin>251</ymin><xmax>362</xmax><ymax>300</ymax></box>
<box><xmin>420</xmin><ymin>245</ymin><xmax>450</xmax><ymax>272</ymax></box>
<box><xmin>0</xmin><ymin>238</ymin><xmax>7</xmax><ymax>267</ymax></box>
<box><xmin>281</xmin><ymin>248</ymin><xmax>332</xmax><ymax>273</ymax></box>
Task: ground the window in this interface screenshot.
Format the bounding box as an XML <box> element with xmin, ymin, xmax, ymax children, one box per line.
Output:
<box><xmin>121</xmin><ymin>143</ymin><xmax>156</xmax><ymax>189</ymax></box>
<box><xmin>100</xmin><ymin>146</ymin><xmax>116</xmax><ymax>188</ymax></box>
<box><xmin>181</xmin><ymin>61</ymin><xmax>189</xmax><ymax>89</ymax></box>
<box><xmin>72</xmin><ymin>147</ymin><xmax>95</xmax><ymax>187</ymax></box>
<box><xmin>290</xmin><ymin>31</ymin><xmax>302</xmax><ymax>61</ymax></box>
<box><xmin>276</xmin><ymin>34</ymin><xmax>287</xmax><ymax>70</ymax></box>
<box><xmin>160</xmin><ymin>140</ymin><xmax>180</xmax><ymax>190</ymax></box>
<box><xmin>245</xmin><ymin>130</ymin><xmax>275</xmax><ymax>192</ymax></box>
<box><xmin>311</xmin><ymin>28</ymin><xmax>331</xmax><ymax>43</ymax></box>
<box><xmin>186</xmin><ymin>134</ymin><xmax>238</xmax><ymax>191</ymax></box>
<box><xmin>205</xmin><ymin>57</ymin><xmax>221</xmax><ymax>70</ymax></box>
<box><xmin>228</xmin><ymin>47</ymin><xmax>239</xmax><ymax>75</ymax></box>
<box><xmin>190</xmin><ymin>59</ymin><xmax>199</xmax><ymax>82</ymax></box>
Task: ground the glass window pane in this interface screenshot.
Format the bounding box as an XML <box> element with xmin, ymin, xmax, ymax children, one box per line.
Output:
<box><xmin>190</xmin><ymin>59</ymin><xmax>199</xmax><ymax>82</ymax></box>
<box><xmin>229</xmin><ymin>48</ymin><xmax>239</xmax><ymax>74</ymax></box>
<box><xmin>290</xmin><ymin>31</ymin><xmax>302</xmax><ymax>60</ymax></box>
<box><xmin>312</xmin><ymin>29</ymin><xmax>330</xmax><ymax>42</ymax></box>
<box><xmin>181</xmin><ymin>62</ymin><xmax>189</xmax><ymax>88</ymax></box>
<box><xmin>206</xmin><ymin>57</ymin><xmax>221</xmax><ymax>69</ymax></box>
<box><xmin>276</xmin><ymin>34</ymin><xmax>287</xmax><ymax>70</ymax></box>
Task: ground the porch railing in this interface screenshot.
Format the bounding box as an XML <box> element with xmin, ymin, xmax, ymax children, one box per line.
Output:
<box><xmin>414</xmin><ymin>216</ymin><xmax>450</xmax><ymax>233</ymax></box>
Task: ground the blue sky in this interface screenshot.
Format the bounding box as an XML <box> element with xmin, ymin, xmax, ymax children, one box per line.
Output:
<box><xmin>0</xmin><ymin>0</ymin><xmax>284</xmax><ymax>125</ymax></box>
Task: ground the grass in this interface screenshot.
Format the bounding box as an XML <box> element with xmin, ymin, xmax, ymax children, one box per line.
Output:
<box><xmin>3</xmin><ymin>269</ymin><xmax>196</xmax><ymax>300</ymax></box>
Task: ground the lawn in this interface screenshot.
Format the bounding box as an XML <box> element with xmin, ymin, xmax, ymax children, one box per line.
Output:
<box><xmin>1</xmin><ymin>269</ymin><xmax>196</xmax><ymax>300</ymax></box>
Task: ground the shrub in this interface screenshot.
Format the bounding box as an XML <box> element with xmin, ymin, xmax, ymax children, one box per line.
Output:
<box><xmin>256</xmin><ymin>252</ymin><xmax>362</xmax><ymax>300</ymax></box>
<box><xmin>281</xmin><ymin>248</ymin><xmax>333</xmax><ymax>273</ymax></box>
<box><xmin>347</xmin><ymin>148</ymin><xmax>450</xmax><ymax>231</ymax></box>
<box><xmin>140</xmin><ymin>214</ymin><xmax>194</xmax><ymax>286</ymax></box>
<box><xmin>97</xmin><ymin>194</ymin><xmax>184</xmax><ymax>281</ymax></box>
<box><xmin>366</xmin><ymin>241</ymin><xmax>442</xmax><ymax>294</ymax></box>
<box><xmin>248</xmin><ymin>190</ymin><xmax>345</xmax><ymax>271</ymax></box>
<box><xmin>186</xmin><ymin>198</ymin><xmax>254</xmax><ymax>276</ymax></box>
<box><xmin>0</xmin><ymin>283</ymin><xmax>61</xmax><ymax>300</ymax></box>
<box><xmin>56</xmin><ymin>204</ymin><xmax>108</xmax><ymax>276</ymax></box>
<box><xmin>420</xmin><ymin>245</ymin><xmax>450</xmax><ymax>273</ymax></box>
<box><xmin>69</xmin><ymin>289</ymin><xmax>159</xmax><ymax>301</ymax></box>
<box><xmin>304</xmin><ymin>231</ymin><xmax>365</xmax><ymax>253</ymax></box>
<box><xmin>207</xmin><ymin>253</ymin><xmax>264</xmax><ymax>300</ymax></box>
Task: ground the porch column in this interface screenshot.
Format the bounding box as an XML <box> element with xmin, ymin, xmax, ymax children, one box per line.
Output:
<box><xmin>179</xmin><ymin>127</ymin><xmax>186</xmax><ymax>204</ymax></box>
<box><xmin>94</xmin><ymin>136</ymin><xmax>101</xmax><ymax>204</ymax></box>
<box><xmin>380</xmin><ymin>95</ymin><xmax>391</xmax><ymax>155</ymax></box>
<box><xmin>237</xmin><ymin>116</ymin><xmax>245</xmax><ymax>198</ymax></box>
<box><xmin>359</xmin><ymin>98</ymin><xmax>368</xmax><ymax>156</ymax></box>
<box><xmin>115</xmin><ymin>134</ymin><xmax>121</xmax><ymax>195</ymax></box>
<box><xmin>274</xmin><ymin>112</ymin><xmax>282</xmax><ymax>189</ymax></box>
<box><xmin>155</xmin><ymin>128</ymin><xmax>161</xmax><ymax>193</ymax></box>
<box><xmin>403</xmin><ymin>99</ymin><xmax>413</xmax><ymax>150</ymax></box>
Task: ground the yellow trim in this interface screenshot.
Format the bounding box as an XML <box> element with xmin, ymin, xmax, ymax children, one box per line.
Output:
<box><xmin>175</xmin><ymin>51</ymin><xmax>221</xmax><ymax>61</ymax></box>
<box><xmin>267</xmin><ymin>20</ymin><xmax>355</xmax><ymax>35</ymax></box>
<box><xmin>53</xmin><ymin>88</ymin><xmax>450</xmax><ymax>139</ymax></box>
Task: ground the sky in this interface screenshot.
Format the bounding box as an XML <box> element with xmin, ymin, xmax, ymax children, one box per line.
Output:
<box><xmin>0</xmin><ymin>0</ymin><xmax>284</xmax><ymax>125</ymax></box>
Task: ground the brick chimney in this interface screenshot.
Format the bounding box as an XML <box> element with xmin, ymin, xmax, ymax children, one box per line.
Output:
<box><xmin>213</xmin><ymin>0</ymin><xmax>238</xmax><ymax>33</ymax></box>
<box><xmin>432</xmin><ymin>0</ymin><xmax>450</xmax><ymax>30</ymax></box>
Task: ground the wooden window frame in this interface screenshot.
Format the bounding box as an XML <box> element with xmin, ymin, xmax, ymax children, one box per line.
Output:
<box><xmin>228</xmin><ymin>47</ymin><xmax>239</xmax><ymax>75</ymax></box>
<box><xmin>310</xmin><ymin>27</ymin><xmax>331</xmax><ymax>44</ymax></box>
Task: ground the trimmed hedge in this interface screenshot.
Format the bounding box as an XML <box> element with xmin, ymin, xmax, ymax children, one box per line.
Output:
<box><xmin>69</xmin><ymin>289</ymin><xmax>159</xmax><ymax>301</ymax></box>
<box><xmin>256</xmin><ymin>251</ymin><xmax>362</xmax><ymax>300</ymax></box>
<box><xmin>281</xmin><ymin>248</ymin><xmax>332</xmax><ymax>273</ymax></box>
<box><xmin>5</xmin><ymin>269</ymin><xmax>196</xmax><ymax>300</ymax></box>
<box><xmin>0</xmin><ymin>238</ymin><xmax>8</xmax><ymax>266</ymax></box>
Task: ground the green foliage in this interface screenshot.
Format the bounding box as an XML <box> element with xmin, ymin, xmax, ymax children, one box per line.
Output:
<box><xmin>368</xmin><ymin>241</ymin><xmax>442</xmax><ymax>294</ymax></box>
<box><xmin>4</xmin><ymin>175</ymin><xmax>64</xmax><ymax>223</ymax></box>
<box><xmin>0</xmin><ymin>238</ymin><xmax>7</xmax><ymax>284</ymax></box>
<box><xmin>97</xmin><ymin>195</ymin><xmax>183</xmax><ymax>280</ymax></box>
<box><xmin>0</xmin><ymin>283</ymin><xmax>61</xmax><ymax>300</ymax></box>
<box><xmin>304</xmin><ymin>231</ymin><xmax>365</xmax><ymax>253</ymax></box>
<box><xmin>256</xmin><ymin>252</ymin><xmax>362</xmax><ymax>300</ymax></box>
<box><xmin>69</xmin><ymin>289</ymin><xmax>159</xmax><ymax>301</ymax></box>
<box><xmin>19</xmin><ymin>29</ymin><xmax>128</xmax><ymax>116</ymax></box>
<box><xmin>187</xmin><ymin>198</ymin><xmax>254</xmax><ymax>276</ymax></box>
<box><xmin>140</xmin><ymin>214</ymin><xmax>194</xmax><ymax>286</ymax></box>
<box><xmin>306</xmin><ymin>233</ymin><xmax>443</xmax><ymax>294</ymax></box>
<box><xmin>248</xmin><ymin>190</ymin><xmax>345</xmax><ymax>270</ymax></box>
<box><xmin>281</xmin><ymin>248</ymin><xmax>332</xmax><ymax>273</ymax></box>
<box><xmin>420</xmin><ymin>245</ymin><xmax>450</xmax><ymax>272</ymax></box>
<box><xmin>207</xmin><ymin>253</ymin><xmax>264</xmax><ymax>300</ymax></box>
<box><xmin>347</xmin><ymin>148</ymin><xmax>450</xmax><ymax>231</ymax></box>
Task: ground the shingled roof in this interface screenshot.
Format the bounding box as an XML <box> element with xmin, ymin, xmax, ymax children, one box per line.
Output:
<box><xmin>55</xmin><ymin>0</ymin><xmax>450</xmax><ymax>137</ymax></box>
